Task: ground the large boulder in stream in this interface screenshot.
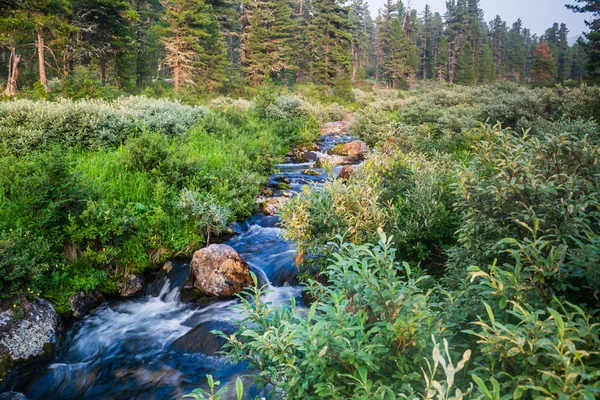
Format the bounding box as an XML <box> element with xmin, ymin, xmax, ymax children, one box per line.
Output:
<box><xmin>0</xmin><ymin>298</ymin><xmax>61</xmax><ymax>382</ymax></box>
<box><xmin>334</xmin><ymin>140</ymin><xmax>368</xmax><ymax>159</ymax></box>
<box><xmin>171</xmin><ymin>320</ymin><xmax>237</xmax><ymax>356</ymax></box>
<box><xmin>189</xmin><ymin>244</ymin><xmax>253</xmax><ymax>297</ymax></box>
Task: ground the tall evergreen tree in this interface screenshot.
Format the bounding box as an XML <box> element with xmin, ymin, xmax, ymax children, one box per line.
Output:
<box><xmin>158</xmin><ymin>0</ymin><xmax>228</xmax><ymax>92</ymax></box>
<box><xmin>306</xmin><ymin>0</ymin><xmax>353</xmax><ymax>94</ymax></box>
<box><xmin>557</xmin><ymin>23</ymin><xmax>572</xmax><ymax>82</ymax></box>
<box><xmin>455</xmin><ymin>41</ymin><xmax>475</xmax><ymax>84</ymax></box>
<box><xmin>567</xmin><ymin>0</ymin><xmax>600</xmax><ymax>82</ymax></box>
<box><xmin>349</xmin><ymin>0</ymin><xmax>373</xmax><ymax>83</ymax></box>
<box><xmin>436</xmin><ymin>34</ymin><xmax>449</xmax><ymax>85</ymax></box>
<box><xmin>479</xmin><ymin>43</ymin><xmax>494</xmax><ymax>83</ymax></box>
<box><xmin>506</xmin><ymin>19</ymin><xmax>525</xmax><ymax>82</ymax></box>
<box><xmin>243</xmin><ymin>0</ymin><xmax>294</xmax><ymax>86</ymax></box>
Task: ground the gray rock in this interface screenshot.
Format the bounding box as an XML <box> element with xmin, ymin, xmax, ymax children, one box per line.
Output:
<box><xmin>189</xmin><ymin>244</ymin><xmax>253</xmax><ymax>297</ymax></box>
<box><xmin>69</xmin><ymin>289</ymin><xmax>103</xmax><ymax>318</ymax></box>
<box><xmin>172</xmin><ymin>320</ymin><xmax>237</xmax><ymax>356</ymax></box>
<box><xmin>0</xmin><ymin>298</ymin><xmax>60</xmax><ymax>365</ymax></box>
<box><xmin>117</xmin><ymin>274</ymin><xmax>145</xmax><ymax>297</ymax></box>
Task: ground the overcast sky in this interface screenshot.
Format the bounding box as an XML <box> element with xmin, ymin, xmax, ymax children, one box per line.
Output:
<box><xmin>367</xmin><ymin>0</ymin><xmax>591</xmax><ymax>37</ymax></box>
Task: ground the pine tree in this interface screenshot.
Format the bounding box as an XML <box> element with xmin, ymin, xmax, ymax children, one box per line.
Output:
<box><xmin>506</xmin><ymin>19</ymin><xmax>525</xmax><ymax>82</ymax></box>
<box><xmin>306</xmin><ymin>0</ymin><xmax>353</xmax><ymax>94</ymax></box>
<box><xmin>374</xmin><ymin>0</ymin><xmax>397</xmax><ymax>83</ymax></box>
<box><xmin>436</xmin><ymin>35</ymin><xmax>449</xmax><ymax>85</ymax></box>
<box><xmin>158</xmin><ymin>0</ymin><xmax>228</xmax><ymax>92</ymax></box>
<box><xmin>349</xmin><ymin>0</ymin><xmax>374</xmax><ymax>84</ymax></box>
<box><xmin>489</xmin><ymin>15</ymin><xmax>507</xmax><ymax>77</ymax></box>
<box><xmin>479</xmin><ymin>43</ymin><xmax>495</xmax><ymax>83</ymax></box>
<box><xmin>567</xmin><ymin>0</ymin><xmax>600</xmax><ymax>82</ymax></box>
<box><xmin>571</xmin><ymin>41</ymin><xmax>588</xmax><ymax>80</ymax></box>
<box><xmin>531</xmin><ymin>41</ymin><xmax>556</xmax><ymax>86</ymax></box>
<box><xmin>385</xmin><ymin>16</ymin><xmax>407</xmax><ymax>88</ymax></box>
<box><xmin>556</xmin><ymin>23</ymin><xmax>572</xmax><ymax>82</ymax></box>
<box><xmin>72</xmin><ymin>0</ymin><xmax>137</xmax><ymax>87</ymax></box>
<box><xmin>243</xmin><ymin>0</ymin><xmax>294</xmax><ymax>86</ymax></box>
<box><xmin>455</xmin><ymin>41</ymin><xmax>475</xmax><ymax>85</ymax></box>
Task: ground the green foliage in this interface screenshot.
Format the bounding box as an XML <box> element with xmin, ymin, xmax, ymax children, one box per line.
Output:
<box><xmin>55</xmin><ymin>66</ymin><xmax>125</xmax><ymax>100</ymax></box>
<box><xmin>0</xmin><ymin>230</ymin><xmax>52</xmax><ymax>300</ymax></box>
<box><xmin>224</xmin><ymin>232</ymin><xmax>444</xmax><ymax>399</ymax></box>
<box><xmin>0</xmin><ymin>99</ymin><xmax>315</xmax><ymax>308</ymax></box>
<box><xmin>184</xmin><ymin>375</ymin><xmax>244</xmax><ymax>400</ymax></box>
<box><xmin>280</xmin><ymin>145</ymin><xmax>457</xmax><ymax>274</ymax></box>
<box><xmin>0</xmin><ymin>96</ymin><xmax>209</xmax><ymax>155</ymax></box>
<box><xmin>452</xmin><ymin>123</ymin><xmax>600</xmax><ymax>294</ymax></box>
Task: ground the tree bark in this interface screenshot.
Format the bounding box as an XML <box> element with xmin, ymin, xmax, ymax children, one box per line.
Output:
<box><xmin>100</xmin><ymin>58</ymin><xmax>107</xmax><ymax>85</ymax></box>
<box><xmin>4</xmin><ymin>47</ymin><xmax>20</xmax><ymax>96</ymax></box>
<box><xmin>37</xmin><ymin>22</ymin><xmax>50</xmax><ymax>92</ymax></box>
<box><xmin>173</xmin><ymin>63</ymin><xmax>180</xmax><ymax>92</ymax></box>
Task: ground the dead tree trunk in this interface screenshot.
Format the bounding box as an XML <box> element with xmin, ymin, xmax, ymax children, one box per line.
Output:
<box><xmin>4</xmin><ymin>47</ymin><xmax>20</xmax><ymax>96</ymax></box>
<box><xmin>37</xmin><ymin>23</ymin><xmax>50</xmax><ymax>92</ymax></box>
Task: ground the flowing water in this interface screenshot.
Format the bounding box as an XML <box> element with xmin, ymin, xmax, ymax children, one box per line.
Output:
<box><xmin>12</xmin><ymin>131</ymin><xmax>356</xmax><ymax>400</ymax></box>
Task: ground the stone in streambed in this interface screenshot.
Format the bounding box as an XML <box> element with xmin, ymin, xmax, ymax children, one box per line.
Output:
<box><xmin>171</xmin><ymin>320</ymin><xmax>237</xmax><ymax>356</ymax></box>
<box><xmin>117</xmin><ymin>273</ymin><xmax>145</xmax><ymax>298</ymax></box>
<box><xmin>69</xmin><ymin>289</ymin><xmax>103</xmax><ymax>318</ymax></box>
<box><xmin>189</xmin><ymin>244</ymin><xmax>253</xmax><ymax>297</ymax></box>
<box><xmin>262</xmin><ymin>197</ymin><xmax>289</xmax><ymax>216</ymax></box>
<box><xmin>0</xmin><ymin>298</ymin><xmax>61</xmax><ymax>383</ymax></box>
<box><xmin>314</xmin><ymin>154</ymin><xmax>358</xmax><ymax>167</ymax></box>
<box><xmin>339</xmin><ymin>165</ymin><xmax>358</xmax><ymax>179</ymax></box>
<box><xmin>331</xmin><ymin>140</ymin><xmax>368</xmax><ymax>159</ymax></box>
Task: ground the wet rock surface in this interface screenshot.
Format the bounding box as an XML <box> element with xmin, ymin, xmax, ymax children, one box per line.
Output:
<box><xmin>69</xmin><ymin>289</ymin><xmax>103</xmax><ymax>318</ymax></box>
<box><xmin>0</xmin><ymin>298</ymin><xmax>61</xmax><ymax>381</ymax></box>
<box><xmin>171</xmin><ymin>320</ymin><xmax>237</xmax><ymax>356</ymax></box>
<box><xmin>117</xmin><ymin>273</ymin><xmax>145</xmax><ymax>298</ymax></box>
<box><xmin>189</xmin><ymin>244</ymin><xmax>253</xmax><ymax>297</ymax></box>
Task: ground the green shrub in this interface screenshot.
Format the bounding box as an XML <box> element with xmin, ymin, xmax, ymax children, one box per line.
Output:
<box><xmin>0</xmin><ymin>231</ymin><xmax>53</xmax><ymax>300</ymax></box>
<box><xmin>0</xmin><ymin>97</ymin><xmax>209</xmax><ymax>155</ymax></box>
<box><xmin>224</xmin><ymin>232</ymin><xmax>443</xmax><ymax>399</ymax></box>
<box><xmin>452</xmin><ymin>123</ymin><xmax>600</xmax><ymax>288</ymax></box>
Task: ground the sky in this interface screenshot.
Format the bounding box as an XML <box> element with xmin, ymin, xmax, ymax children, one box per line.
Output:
<box><xmin>367</xmin><ymin>0</ymin><xmax>592</xmax><ymax>37</ymax></box>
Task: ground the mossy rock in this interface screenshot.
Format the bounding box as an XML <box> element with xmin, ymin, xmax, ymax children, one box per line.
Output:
<box><xmin>329</xmin><ymin>144</ymin><xmax>345</xmax><ymax>155</ymax></box>
<box><xmin>276</xmin><ymin>182</ymin><xmax>292</xmax><ymax>190</ymax></box>
<box><xmin>302</xmin><ymin>169</ymin><xmax>320</xmax><ymax>176</ymax></box>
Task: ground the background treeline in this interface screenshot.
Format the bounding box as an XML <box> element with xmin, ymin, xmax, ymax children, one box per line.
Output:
<box><xmin>1</xmin><ymin>0</ymin><xmax>598</xmax><ymax>98</ymax></box>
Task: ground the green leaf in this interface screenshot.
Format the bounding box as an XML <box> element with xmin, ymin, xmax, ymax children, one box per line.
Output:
<box><xmin>483</xmin><ymin>302</ymin><xmax>496</xmax><ymax>325</ymax></box>
<box><xmin>547</xmin><ymin>307</ymin><xmax>565</xmax><ymax>338</ymax></box>
<box><xmin>236</xmin><ymin>377</ymin><xmax>243</xmax><ymax>400</ymax></box>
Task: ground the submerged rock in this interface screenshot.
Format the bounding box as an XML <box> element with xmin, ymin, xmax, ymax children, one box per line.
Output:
<box><xmin>117</xmin><ymin>273</ymin><xmax>145</xmax><ymax>298</ymax></box>
<box><xmin>0</xmin><ymin>298</ymin><xmax>61</xmax><ymax>381</ymax></box>
<box><xmin>69</xmin><ymin>289</ymin><xmax>103</xmax><ymax>318</ymax></box>
<box><xmin>189</xmin><ymin>244</ymin><xmax>253</xmax><ymax>297</ymax></box>
<box><xmin>171</xmin><ymin>320</ymin><xmax>237</xmax><ymax>356</ymax></box>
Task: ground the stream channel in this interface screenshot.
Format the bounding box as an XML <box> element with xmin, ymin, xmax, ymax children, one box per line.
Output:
<box><xmin>12</xmin><ymin>127</ymin><xmax>357</xmax><ymax>399</ymax></box>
